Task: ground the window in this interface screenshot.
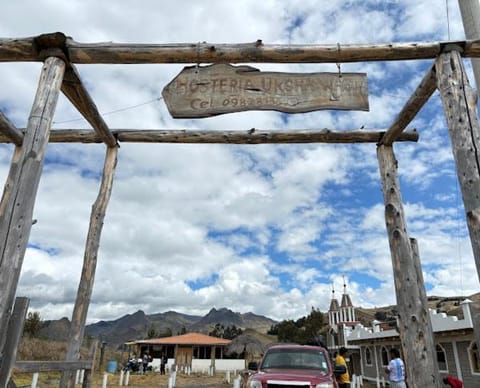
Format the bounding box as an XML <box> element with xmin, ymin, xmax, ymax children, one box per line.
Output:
<box><xmin>381</xmin><ymin>347</ymin><xmax>389</xmax><ymax>366</ymax></box>
<box><xmin>436</xmin><ymin>344</ymin><xmax>447</xmax><ymax>372</ymax></box>
<box><xmin>365</xmin><ymin>347</ymin><xmax>372</xmax><ymax>366</ymax></box>
<box><xmin>469</xmin><ymin>341</ymin><xmax>480</xmax><ymax>374</ymax></box>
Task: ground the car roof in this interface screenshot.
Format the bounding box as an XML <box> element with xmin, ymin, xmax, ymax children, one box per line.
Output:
<box><xmin>266</xmin><ymin>344</ymin><xmax>327</xmax><ymax>351</ymax></box>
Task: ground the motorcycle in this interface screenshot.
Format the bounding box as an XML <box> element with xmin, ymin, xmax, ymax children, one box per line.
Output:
<box><xmin>123</xmin><ymin>358</ymin><xmax>140</xmax><ymax>372</ymax></box>
<box><xmin>123</xmin><ymin>357</ymin><xmax>153</xmax><ymax>373</ymax></box>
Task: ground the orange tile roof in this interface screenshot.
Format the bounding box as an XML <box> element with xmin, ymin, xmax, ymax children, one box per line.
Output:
<box><xmin>137</xmin><ymin>332</ymin><xmax>231</xmax><ymax>346</ymax></box>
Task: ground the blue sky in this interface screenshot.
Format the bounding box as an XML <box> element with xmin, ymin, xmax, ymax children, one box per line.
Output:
<box><xmin>0</xmin><ymin>0</ymin><xmax>479</xmax><ymax>323</ymax></box>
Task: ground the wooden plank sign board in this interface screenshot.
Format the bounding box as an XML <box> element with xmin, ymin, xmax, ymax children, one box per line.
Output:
<box><xmin>162</xmin><ymin>64</ymin><xmax>369</xmax><ymax>118</ymax></box>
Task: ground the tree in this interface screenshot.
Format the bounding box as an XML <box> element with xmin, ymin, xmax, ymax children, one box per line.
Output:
<box><xmin>147</xmin><ymin>324</ymin><xmax>158</xmax><ymax>338</ymax></box>
<box><xmin>277</xmin><ymin>320</ymin><xmax>298</xmax><ymax>342</ymax></box>
<box><xmin>23</xmin><ymin>311</ymin><xmax>42</xmax><ymax>337</ymax></box>
<box><xmin>159</xmin><ymin>328</ymin><xmax>173</xmax><ymax>338</ymax></box>
<box><xmin>209</xmin><ymin>323</ymin><xmax>225</xmax><ymax>338</ymax></box>
<box><xmin>224</xmin><ymin>325</ymin><xmax>243</xmax><ymax>340</ymax></box>
<box><xmin>267</xmin><ymin>324</ymin><xmax>279</xmax><ymax>335</ymax></box>
<box><xmin>276</xmin><ymin>307</ymin><xmax>326</xmax><ymax>345</ymax></box>
<box><xmin>375</xmin><ymin>311</ymin><xmax>387</xmax><ymax>321</ymax></box>
<box><xmin>304</xmin><ymin>307</ymin><xmax>324</xmax><ymax>340</ymax></box>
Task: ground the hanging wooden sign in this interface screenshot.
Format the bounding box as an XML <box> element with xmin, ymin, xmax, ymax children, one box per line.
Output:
<box><xmin>162</xmin><ymin>64</ymin><xmax>368</xmax><ymax>118</ymax></box>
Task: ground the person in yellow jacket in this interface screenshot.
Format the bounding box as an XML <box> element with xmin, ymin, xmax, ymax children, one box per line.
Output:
<box><xmin>335</xmin><ymin>347</ymin><xmax>350</xmax><ymax>388</ymax></box>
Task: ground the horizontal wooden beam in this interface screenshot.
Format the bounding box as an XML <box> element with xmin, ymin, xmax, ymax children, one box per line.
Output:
<box><xmin>0</xmin><ymin>111</ymin><xmax>23</xmax><ymax>145</ymax></box>
<box><xmin>379</xmin><ymin>64</ymin><xmax>437</xmax><ymax>146</ymax></box>
<box><xmin>1</xmin><ymin>33</ymin><xmax>480</xmax><ymax>64</ymax></box>
<box><xmin>0</xmin><ymin>128</ymin><xmax>419</xmax><ymax>144</ymax></box>
<box><xmin>14</xmin><ymin>360</ymin><xmax>92</xmax><ymax>373</ymax></box>
<box><xmin>61</xmin><ymin>64</ymin><xmax>117</xmax><ymax>146</ymax></box>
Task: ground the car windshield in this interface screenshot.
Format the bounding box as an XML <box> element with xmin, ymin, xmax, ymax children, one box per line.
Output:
<box><xmin>261</xmin><ymin>349</ymin><xmax>328</xmax><ymax>371</ymax></box>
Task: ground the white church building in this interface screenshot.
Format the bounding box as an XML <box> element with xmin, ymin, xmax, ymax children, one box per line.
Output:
<box><xmin>326</xmin><ymin>282</ymin><xmax>480</xmax><ymax>387</ymax></box>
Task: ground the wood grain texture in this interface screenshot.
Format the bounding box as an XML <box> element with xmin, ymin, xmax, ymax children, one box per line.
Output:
<box><xmin>436</xmin><ymin>50</ymin><xmax>480</xmax><ymax>354</ymax></box>
<box><xmin>377</xmin><ymin>145</ymin><xmax>440</xmax><ymax>388</ymax></box>
<box><xmin>0</xmin><ymin>129</ymin><xmax>419</xmax><ymax>144</ymax></box>
<box><xmin>162</xmin><ymin>64</ymin><xmax>368</xmax><ymax>117</ymax></box>
<box><xmin>0</xmin><ymin>57</ymin><xmax>65</xmax><ymax>358</ymax></box>
<box><xmin>61</xmin><ymin>146</ymin><xmax>117</xmax><ymax>388</ymax></box>
<box><xmin>0</xmin><ymin>297</ymin><xmax>29</xmax><ymax>388</ymax></box>
<box><xmin>61</xmin><ymin>64</ymin><xmax>116</xmax><ymax>146</ymax></box>
<box><xmin>1</xmin><ymin>34</ymin><xmax>480</xmax><ymax>63</ymax></box>
<box><xmin>0</xmin><ymin>111</ymin><xmax>23</xmax><ymax>145</ymax></box>
<box><xmin>380</xmin><ymin>64</ymin><xmax>437</xmax><ymax>145</ymax></box>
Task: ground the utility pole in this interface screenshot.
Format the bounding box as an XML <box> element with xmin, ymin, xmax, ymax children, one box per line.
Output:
<box><xmin>458</xmin><ymin>0</ymin><xmax>480</xmax><ymax>89</ymax></box>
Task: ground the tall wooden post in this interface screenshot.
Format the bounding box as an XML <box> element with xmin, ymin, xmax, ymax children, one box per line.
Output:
<box><xmin>377</xmin><ymin>145</ymin><xmax>440</xmax><ymax>387</ymax></box>
<box><xmin>458</xmin><ymin>0</ymin><xmax>480</xmax><ymax>90</ymax></box>
<box><xmin>435</xmin><ymin>48</ymin><xmax>480</xmax><ymax>353</ymax></box>
<box><xmin>0</xmin><ymin>57</ymin><xmax>65</xmax><ymax>355</ymax></box>
<box><xmin>0</xmin><ymin>297</ymin><xmax>29</xmax><ymax>387</ymax></box>
<box><xmin>60</xmin><ymin>146</ymin><xmax>118</xmax><ymax>388</ymax></box>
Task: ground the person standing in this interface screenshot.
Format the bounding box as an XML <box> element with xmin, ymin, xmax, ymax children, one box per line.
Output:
<box><xmin>160</xmin><ymin>352</ymin><xmax>167</xmax><ymax>375</ymax></box>
<box><xmin>335</xmin><ymin>347</ymin><xmax>350</xmax><ymax>388</ymax></box>
<box><xmin>385</xmin><ymin>348</ymin><xmax>406</xmax><ymax>388</ymax></box>
<box><xmin>142</xmin><ymin>351</ymin><xmax>150</xmax><ymax>374</ymax></box>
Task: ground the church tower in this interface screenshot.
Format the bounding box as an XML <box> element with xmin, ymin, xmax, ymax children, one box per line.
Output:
<box><xmin>328</xmin><ymin>284</ymin><xmax>340</xmax><ymax>326</ymax></box>
<box><xmin>340</xmin><ymin>276</ymin><xmax>356</xmax><ymax>323</ymax></box>
<box><xmin>327</xmin><ymin>277</ymin><xmax>358</xmax><ymax>351</ymax></box>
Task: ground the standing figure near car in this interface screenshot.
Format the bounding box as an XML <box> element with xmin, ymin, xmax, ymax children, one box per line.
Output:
<box><xmin>385</xmin><ymin>348</ymin><xmax>406</xmax><ymax>388</ymax></box>
<box><xmin>335</xmin><ymin>347</ymin><xmax>350</xmax><ymax>388</ymax></box>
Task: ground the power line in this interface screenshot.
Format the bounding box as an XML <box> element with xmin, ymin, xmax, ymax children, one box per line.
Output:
<box><xmin>53</xmin><ymin>96</ymin><xmax>164</xmax><ymax>125</ymax></box>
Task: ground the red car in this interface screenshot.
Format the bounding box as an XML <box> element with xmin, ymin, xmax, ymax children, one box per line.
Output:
<box><xmin>246</xmin><ymin>344</ymin><xmax>339</xmax><ymax>388</ymax></box>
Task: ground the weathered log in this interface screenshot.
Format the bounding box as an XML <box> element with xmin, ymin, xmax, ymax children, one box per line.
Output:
<box><xmin>61</xmin><ymin>64</ymin><xmax>116</xmax><ymax>146</ymax></box>
<box><xmin>82</xmin><ymin>341</ymin><xmax>97</xmax><ymax>388</ymax></box>
<box><xmin>0</xmin><ymin>57</ymin><xmax>65</xmax><ymax>355</ymax></box>
<box><xmin>0</xmin><ymin>129</ymin><xmax>419</xmax><ymax>144</ymax></box>
<box><xmin>2</xmin><ymin>33</ymin><xmax>480</xmax><ymax>63</ymax></box>
<box><xmin>33</xmin><ymin>38</ymin><xmax>480</xmax><ymax>64</ymax></box>
<box><xmin>436</xmin><ymin>49</ymin><xmax>480</xmax><ymax>352</ymax></box>
<box><xmin>0</xmin><ymin>111</ymin><xmax>23</xmax><ymax>145</ymax></box>
<box><xmin>379</xmin><ymin>64</ymin><xmax>437</xmax><ymax>145</ymax></box>
<box><xmin>0</xmin><ymin>297</ymin><xmax>29</xmax><ymax>388</ymax></box>
<box><xmin>377</xmin><ymin>145</ymin><xmax>440</xmax><ymax>388</ymax></box>
<box><xmin>60</xmin><ymin>146</ymin><xmax>118</xmax><ymax>388</ymax></box>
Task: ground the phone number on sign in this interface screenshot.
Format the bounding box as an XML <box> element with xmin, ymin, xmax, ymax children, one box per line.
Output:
<box><xmin>190</xmin><ymin>96</ymin><xmax>300</xmax><ymax>110</ymax></box>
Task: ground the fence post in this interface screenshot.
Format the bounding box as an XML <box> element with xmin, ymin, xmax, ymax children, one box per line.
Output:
<box><xmin>82</xmin><ymin>340</ymin><xmax>98</xmax><ymax>388</ymax></box>
<box><xmin>233</xmin><ymin>375</ymin><xmax>241</xmax><ymax>388</ymax></box>
<box><xmin>0</xmin><ymin>297</ymin><xmax>29</xmax><ymax>387</ymax></box>
<box><xmin>31</xmin><ymin>372</ymin><xmax>39</xmax><ymax>388</ymax></box>
<box><xmin>102</xmin><ymin>373</ymin><xmax>108</xmax><ymax>388</ymax></box>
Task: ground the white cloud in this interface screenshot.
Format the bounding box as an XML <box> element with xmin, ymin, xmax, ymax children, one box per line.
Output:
<box><xmin>0</xmin><ymin>0</ymin><xmax>478</xmax><ymax>326</ymax></box>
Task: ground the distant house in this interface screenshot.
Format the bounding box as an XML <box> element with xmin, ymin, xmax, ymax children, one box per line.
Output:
<box><xmin>326</xmin><ymin>281</ymin><xmax>480</xmax><ymax>387</ymax></box>
<box><xmin>130</xmin><ymin>332</ymin><xmax>244</xmax><ymax>372</ymax></box>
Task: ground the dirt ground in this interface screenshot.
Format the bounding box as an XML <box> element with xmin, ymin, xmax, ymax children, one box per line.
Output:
<box><xmin>15</xmin><ymin>370</ymin><xmax>378</xmax><ymax>387</ymax></box>
<box><xmin>14</xmin><ymin>371</ymin><xmax>238</xmax><ymax>387</ymax></box>
<box><xmin>92</xmin><ymin>371</ymin><xmax>235</xmax><ymax>387</ymax></box>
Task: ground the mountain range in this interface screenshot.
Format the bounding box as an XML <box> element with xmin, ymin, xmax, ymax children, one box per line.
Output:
<box><xmin>37</xmin><ymin>293</ymin><xmax>479</xmax><ymax>350</ymax></box>
<box><xmin>38</xmin><ymin>307</ymin><xmax>278</xmax><ymax>349</ymax></box>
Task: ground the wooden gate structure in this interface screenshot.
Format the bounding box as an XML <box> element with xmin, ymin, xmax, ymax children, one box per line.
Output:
<box><xmin>0</xmin><ymin>32</ymin><xmax>480</xmax><ymax>387</ymax></box>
